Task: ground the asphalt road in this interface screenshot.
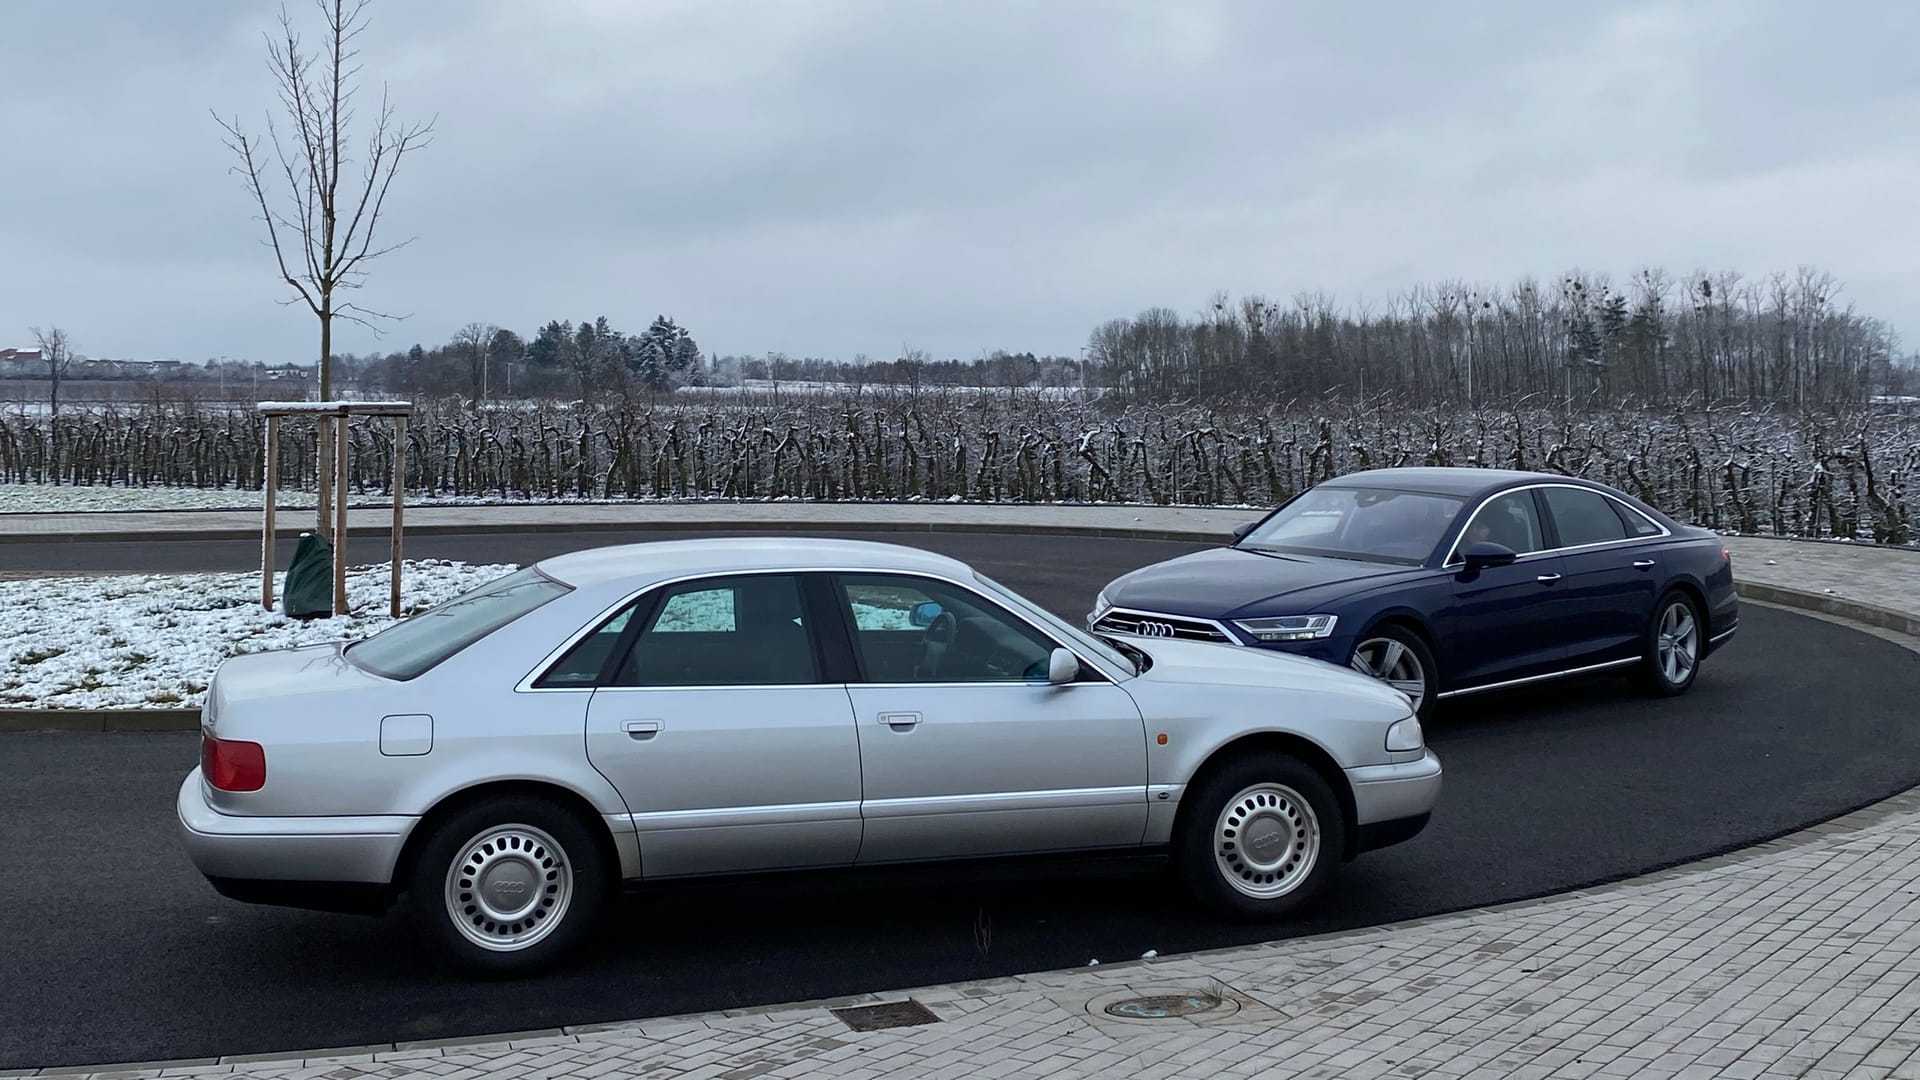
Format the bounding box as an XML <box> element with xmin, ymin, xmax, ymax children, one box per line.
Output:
<box><xmin>5</xmin><ymin>531</ymin><xmax>1920</xmax><ymax>1068</ymax></box>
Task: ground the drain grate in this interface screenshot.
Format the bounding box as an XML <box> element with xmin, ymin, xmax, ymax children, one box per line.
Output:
<box><xmin>830</xmin><ymin>999</ymin><xmax>942</xmax><ymax>1032</ymax></box>
<box><xmin>1103</xmin><ymin>991</ymin><xmax>1230</xmax><ymax>1020</ymax></box>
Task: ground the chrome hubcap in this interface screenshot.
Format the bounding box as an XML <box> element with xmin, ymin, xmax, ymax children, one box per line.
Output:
<box><xmin>1213</xmin><ymin>783</ymin><xmax>1321</xmax><ymax>899</ymax></box>
<box><xmin>1350</xmin><ymin>637</ymin><xmax>1426</xmax><ymax>710</ymax></box>
<box><xmin>443</xmin><ymin>824</ymin><xmax>573</xmax><ymax>953</ymax></box>
<box><xmin>1657</xmin><ymin>602</ymin><xmax>1699</xmax><ymax>685</ymax></box>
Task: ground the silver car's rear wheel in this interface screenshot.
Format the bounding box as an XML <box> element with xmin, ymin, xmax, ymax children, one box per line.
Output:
<box><xmin>411</xmin><ymin>796</ymin><xmax>606</xmax><ymax>974</ymax></box>
<box><xmin>444</xmin><ymin>824</ymin><xmax>574</xmax><ymax>952</ymax></box>
<box><xmin>1213</xmin><ymin>783</ymin><xmax>1321</xmax><ymax>900</ymax></box>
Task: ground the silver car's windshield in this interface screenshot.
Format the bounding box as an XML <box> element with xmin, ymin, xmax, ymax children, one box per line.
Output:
<box><xmin>1240</xmin><ymin>487</ymin><xmax>1464</xmax><ymax>566</ymax></box>
<box><xmin>346</xmin><ymin>567</ymin><xmax>571</xmax><ymax>680</ymax></box>
<box><xmin>972</xmin><ymin>572</ymin><xmax>1137</xmax><ymax>677</ymax></box>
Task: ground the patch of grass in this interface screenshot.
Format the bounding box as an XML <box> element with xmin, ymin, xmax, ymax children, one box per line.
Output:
<box><xmin>123</xmin><ymin>652</ymin><xmax>152</xmax><ymax>666</ymax></box>
<box><xmin>145</xmin><ymin>690</ymin><xmax>185</xmax><ymax>705</ymax></box>
<box><xmin>18</xmin><ymin>647</ymin><xmax>66</xmax><ymax>665</ymax></box>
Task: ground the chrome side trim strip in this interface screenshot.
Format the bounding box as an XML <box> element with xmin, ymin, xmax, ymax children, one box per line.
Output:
<box><xmin>629</xmin><ymin>800</ymin><xmax>862</xmax><ymax>832</ymax></box>
<box><xmin>1146</xmin><ymin>782</ymin><xmax>1185</xmax><ymax>804</ymax></box>
<box><xmin>861</xmin><ymin>785</ymin><xmax>1148</xmax><ymax>818</ymax></box>
<box><xmin>1710</xmin><ymin>624</ymin><xmax>1738</xmax><ymax>643</ymax></box>
<box><xmin>1436</xmin><ymin>657</ymin><xmax>1640</xmax><ymax>700</ymax></box>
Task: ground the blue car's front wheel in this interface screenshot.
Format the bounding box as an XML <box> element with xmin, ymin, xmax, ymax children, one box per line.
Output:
<box><xmin>1349</xmin><ymin>627</ymin><xmax>1437</xmax><ymax>718</ymax></box>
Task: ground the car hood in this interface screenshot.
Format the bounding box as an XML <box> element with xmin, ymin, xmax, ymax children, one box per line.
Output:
<box><xmin>206</xmin><ymin>642</ymin><xmax>386</xmax><ymax>722</ymax></box>
<box><xmin>1106</xmin><ymin>546</ymin><xmax>1422</xmax><ymax>618</ymax></box>
<box><xmin>1127</xmin><ymin>637</ymin><xmax>1411</xmax><ymax>712</ymax></box>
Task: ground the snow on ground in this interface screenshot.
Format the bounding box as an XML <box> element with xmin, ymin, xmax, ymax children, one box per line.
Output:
<box><xmin>0</xmin><ymin>561</ymin><xmax>517</xmax><ymax>710</ymax></box>
<box><xmin>0</xmin><ymin>562</ymin><xmax>919</xmax><ymax>709</ymax></box>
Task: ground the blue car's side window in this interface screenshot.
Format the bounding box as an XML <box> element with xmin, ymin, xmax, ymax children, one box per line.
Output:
<box><xmin>1456</xmin><ymin>492</ymin><xmax>1547</xmax><ymax>558</ymax></box>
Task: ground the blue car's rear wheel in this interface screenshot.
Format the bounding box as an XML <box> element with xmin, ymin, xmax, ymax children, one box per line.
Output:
<box><xmin>1637</xmin><ymin>590</ymin><xmax>1703</xmax><ymax>697</ymax></box>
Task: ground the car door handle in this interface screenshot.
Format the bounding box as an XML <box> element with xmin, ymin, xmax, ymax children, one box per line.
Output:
<box><xmin>1536</xmin><ymin>573</ymin><xmax>1563</xmax><ymax>584</ymax></box>
<box><xmin>1632</xmin><ymin>559</ymin><xmax>1657</xmax><ymax>569</ymax></box>
<box><xmin>621</xmin><ymin>720</ymin><xmax>663</xmax><ymax>740</ymax></box>
<box><xmin>879</xmin><ymin>711</ymin><xmax>922</xmax><ymax>730</ymax></box>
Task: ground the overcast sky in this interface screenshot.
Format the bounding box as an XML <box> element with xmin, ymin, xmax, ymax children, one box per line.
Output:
<box><xmin>4</xmin><ymin>0</ymin><xmax>1916</xmax><ymax>364</ymax></box>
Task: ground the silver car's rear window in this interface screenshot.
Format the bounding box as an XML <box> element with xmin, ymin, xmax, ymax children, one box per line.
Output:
<box><xmin>346</xmin><ymin>567</ymin><xmax>570</xmax><ymax>680</ymax></box>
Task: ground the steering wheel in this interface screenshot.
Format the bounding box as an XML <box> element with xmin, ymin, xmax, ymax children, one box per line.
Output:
<box><xmin>918</xmin><ymin>610</ymin><xmax>958</xmax><ymax>679</ymax></box>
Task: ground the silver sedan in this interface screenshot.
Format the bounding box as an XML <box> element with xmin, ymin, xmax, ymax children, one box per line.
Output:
<box><xmin>179</xmin><ymin>538</ymin><xmax>1442</xmax><ymax>973</ymax></box>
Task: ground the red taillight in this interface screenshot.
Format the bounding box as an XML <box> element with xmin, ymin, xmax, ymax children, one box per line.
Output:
<box><xmin>201</xmin><ymin>734</ymin><xmax>266</xmax><ymax>792</ymax></box>
<box><xmin>1722</xmin><ymin>545</ymin><xmax>1733</xmax><ymax>565</ymax></box>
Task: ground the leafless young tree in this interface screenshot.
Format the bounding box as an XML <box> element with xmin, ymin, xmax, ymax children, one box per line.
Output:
<box><xmin>30</xmin><ymin>326</ymin><xmax>75</xmax><ymax>416</ymax></box>
<box><xmin>452</xmin><ymin>322</ymin><xmax>499</xmax><ymax>401</ymax></box>
<box><xmin>214</xmin><ymin>0</ymin><xmax>433</xmax><ymax>401</ymax></box>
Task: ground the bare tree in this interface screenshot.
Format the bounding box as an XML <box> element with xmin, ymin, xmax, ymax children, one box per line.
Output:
<box><xmin>214</xmin><ymin>0</ymin><xmax>433</xmax><ymax>401</ymax></box>
<box><xmin>30</xmin><ymin>326</ymin><xmax>75</xmax><ymax>416</ymax></box>
<box><xmin>452</xmin><ymin>322</ymin><xmax>498</xmax><ymax>401</ymax></box>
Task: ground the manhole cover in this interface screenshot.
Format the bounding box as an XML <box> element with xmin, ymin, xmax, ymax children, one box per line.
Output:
<box><xmin>1104</xmin><ymin>992</ymin><xmax>1228</xmax><ymax>1020</ymax></box>
<box><xmin>830</xmin><ymin>1000</ymin><xmax>942</xmax><ymax>1032</ymax></box>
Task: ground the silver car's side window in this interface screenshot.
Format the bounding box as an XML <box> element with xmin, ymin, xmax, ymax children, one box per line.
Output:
<box><xmin>534</xmin><ymin>604</ymin><xmax>639</xmax><ymax>688</ymax></box>
<box><xmin>608</xmin><ymin>574</ymin><xmax>821</xmax><ymax>688</ymax></box>
<box><xmin>1452</xmin><ymin>491</ymin><xmax>1547</xmax><ymax>561</ymax></box>
<box><xmin>837</xmin><ymin>574</ymin><xmax>1056</xmax><ymax>684</ymax></box>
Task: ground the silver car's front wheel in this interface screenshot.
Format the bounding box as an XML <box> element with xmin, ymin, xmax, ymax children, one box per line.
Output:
<box><xmin>1213</xmin><ymin>783</ymin><xmax>1321</xmax><ymax>900</ymax></box>
<box><xmin>443</xmin><ymin>824</ymin><xmax>574</xmax><ymax>953</ymax></box>
<box><xmin>1177</xmin><ymin>753</ymin><xmax>1344</xmax><ymax>919</ymax></box>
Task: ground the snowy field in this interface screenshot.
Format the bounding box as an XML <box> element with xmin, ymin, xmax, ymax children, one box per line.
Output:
<box><xmin>0</xmin><ymin>561</ymin><xmax>516</xmax><ymax>709</ymax></box>
<box><xmin>0</xmin><ymin>561</ymin><xmax>915</xmax><ymax>709</ymax></box>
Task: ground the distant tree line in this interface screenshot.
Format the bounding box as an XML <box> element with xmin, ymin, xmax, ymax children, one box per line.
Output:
<box><xmin>1088</xmin><ymin>268</ymin><xmax>1912</xmax><ymax>409</ymax></box>
<box><xmin>336</xmin><ymin>314</ymin><xmax>703</xmax><ymax>402</ymax></box>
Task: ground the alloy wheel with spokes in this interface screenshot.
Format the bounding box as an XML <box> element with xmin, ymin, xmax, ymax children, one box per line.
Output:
<box><xmin>1350</xmin><ymin>630</ymin><xmax>1432</xmax><ymax>714</ymax></box>
<box><xmin>1656</xmin><ymin>600</ymin><xmax>1699</xmax><ymax>686</ymax></box>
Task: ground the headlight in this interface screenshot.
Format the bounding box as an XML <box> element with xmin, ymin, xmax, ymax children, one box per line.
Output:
<box><xmin>1386</xmin><ymin>716</ymin><xmax>1423</xmax><ymax>752</ymax></box>
<box><xmin>1232</xmin><ymin>614</ymin><xmax>1338</xmax><ymax>642</ymax></box>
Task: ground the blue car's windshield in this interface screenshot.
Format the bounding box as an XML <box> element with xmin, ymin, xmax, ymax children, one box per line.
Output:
<box><xmin>1239</xmin><ymin>487</ymin><xmax>1464</xmax><ymax>566</ymax></box>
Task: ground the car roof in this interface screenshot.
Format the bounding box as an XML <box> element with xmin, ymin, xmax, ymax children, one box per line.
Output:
<box><xmin>1318</xmin><ymin>466</ymin><xmax>1592</xmax><ymax>498</ymax></box>
<box><xmin>533</xmin><ymin>536</ymin><xmax>974</xmax><ymax>588</ymax></box>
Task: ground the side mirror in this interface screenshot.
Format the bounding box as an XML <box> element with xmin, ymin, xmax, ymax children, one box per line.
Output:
<box><xmin>908</xmin><ymin>601</ymin><xmax>944</xmax><ymax>628</ymax></box>
<box><xmin>1047</xmin><ymin>647</ymin><xmax>1081</xmax><ymax>685</ymax></box>
<box><xmin>1461</xmin><ymin>541</ymin><xmax>1518</xmax><ymax>571</ymax></box>
<box><xmin>1230</xmin><ymin>521</ymin><xmax>1258</xmax><ymax>543</ymax></box>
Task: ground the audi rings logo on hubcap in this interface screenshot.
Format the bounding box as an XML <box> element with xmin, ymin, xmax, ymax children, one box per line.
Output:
<box><xmin>1138</xmin><ymin>621</ymin><xmax>1175</xmax><ymax>637</ymax></box>
<box><xmin>493</xmin><ymin>880</ymin><xmax>528</xmax><ymax>897</ymax></box>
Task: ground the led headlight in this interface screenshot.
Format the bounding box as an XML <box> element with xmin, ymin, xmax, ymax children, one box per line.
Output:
<box><xmin>1232</xmin><ymin>614</ymin><xmax>1338</xmax><ymax>642</ymax></box>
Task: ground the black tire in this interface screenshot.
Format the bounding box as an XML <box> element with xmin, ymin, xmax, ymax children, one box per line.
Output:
<box><xmin>1636</xmin><ymin>589</ymin><xmax>1704</xmax><ymax>697</ymax></box>
<box><xmin>1175</xmin><ymin>752</ymin><xmax>1346</xmax><ymax>920</ymax></box>
<box><xmin>1348</xmin><ymin>624</ymin><xmax>1439</xmax><ymax>720</ymax></box>
<box><xmin>407</xmin><ymin>795</ymin><xmax>610</xmax><ymax>976</ymax></box>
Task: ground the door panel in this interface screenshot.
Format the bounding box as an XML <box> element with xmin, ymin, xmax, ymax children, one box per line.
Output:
<box><xmin>1540</xmin><ymin>487</ymin><xmax>1655</xmax><ymax>664</ymax></box>
<box><xmin>1440</xmin><ymin>489</ymin><xmax>1566</xmax><ymax>687</ymax></box>
<box><xmin>830</xmin><ymin>573</ymin><xmax>1149</xmax><ymax>864</ymax></box>
<box><xmin>1442</xmin><ymin>556</ymin><xmax>1570</xmax><ymax>686</ymax></box>
<box><xmin>847</xmin><ymin>683</ymin><xmax>1148</xmax><ymax>863</ymax></box>
<box><xmin>586</xmin><ymin>686</ymin><xmax>861</xmax><ymax>876</ymax></box>
<box><xmin>582</xmin><ymin>573</ymin><xmax>861</xmax><ymax>878</ymax></box>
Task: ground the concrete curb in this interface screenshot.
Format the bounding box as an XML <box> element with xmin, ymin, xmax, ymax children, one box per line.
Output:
<box><xmin>0</xmin><ymin>709</ymin><xmax>199</xmax><ymax>733</ymax></box>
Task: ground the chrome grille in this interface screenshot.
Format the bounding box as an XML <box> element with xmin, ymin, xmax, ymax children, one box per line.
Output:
<box><xmin>1093</xmin><ymin>610</ymin><xmax>1233</xmax><ymax>643</ymax></box>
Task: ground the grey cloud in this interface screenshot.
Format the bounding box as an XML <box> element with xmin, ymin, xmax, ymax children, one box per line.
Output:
<box><xmin>2</xmin><ymin>0</ymin><xmax>1913</xmax><ymax>366</ymax></box>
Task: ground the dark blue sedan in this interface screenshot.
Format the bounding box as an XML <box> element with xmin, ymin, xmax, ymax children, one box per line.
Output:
<box><xmin>1089</xmin><ymin>467</ymin><xmax>1739</xmax><ymax>718</ymax></box>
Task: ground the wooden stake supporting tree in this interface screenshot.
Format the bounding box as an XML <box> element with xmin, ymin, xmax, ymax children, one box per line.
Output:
<box><xmin>259</xmin><ymin>401</ymin><xmax>414</xmax><ymax>618</ymax></box>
